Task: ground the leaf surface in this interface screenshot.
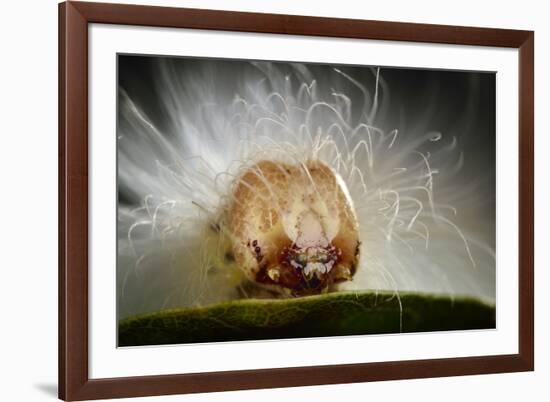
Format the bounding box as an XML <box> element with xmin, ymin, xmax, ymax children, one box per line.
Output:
<box><xmin>118</xmin><ymin>291</ymin><xmax>495</xmax><ymax>346</ymax></box>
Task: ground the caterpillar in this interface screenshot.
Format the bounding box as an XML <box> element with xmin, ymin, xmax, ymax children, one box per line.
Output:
<box><xmin>117</xmin><ymin>57</ymin><xmax>495</xmax><ymax>319</ymax></box>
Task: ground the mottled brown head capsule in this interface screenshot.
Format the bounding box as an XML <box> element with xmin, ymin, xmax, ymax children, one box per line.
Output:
<box><xmin>228</xmin><ymin>160</ymin><xmax>360</xmax><ymax>296</ymax></box>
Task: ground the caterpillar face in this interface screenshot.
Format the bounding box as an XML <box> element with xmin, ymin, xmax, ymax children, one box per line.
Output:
<box><xmin>227</xmin><ymin>160</ymin><xmax>360</xmax><ymax>296</ymax></box>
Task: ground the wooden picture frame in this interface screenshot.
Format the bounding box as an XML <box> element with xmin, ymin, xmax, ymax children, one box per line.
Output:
<box><xmin>59</xmin><ymin>1</ymin><xmax>534</xmax><ymax>400</ymax></box>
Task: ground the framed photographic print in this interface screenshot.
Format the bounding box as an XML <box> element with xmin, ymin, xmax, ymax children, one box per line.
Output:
<box><xmin>59</xmin><ymin>1</ymin><xmax>534</xmax><ymax>400</ymax></box>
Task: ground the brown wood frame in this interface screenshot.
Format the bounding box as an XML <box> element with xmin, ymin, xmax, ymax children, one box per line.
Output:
<box><xmin>59</xmin><ymin>1</ymin><xmax>534</xmax><ymax>400</ymax></box>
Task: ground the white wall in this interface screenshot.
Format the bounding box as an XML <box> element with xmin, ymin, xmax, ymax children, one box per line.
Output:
<box><xmin>0</xmin><ymin>0</ymin><xmax>546</xmax><ymax>401</ymax></box>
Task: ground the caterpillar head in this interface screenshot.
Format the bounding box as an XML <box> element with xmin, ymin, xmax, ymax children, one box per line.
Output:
<box><xmin>227</xmin><ymin>160</ymin><xmax>360</xmax><ymax>296</ymax></box>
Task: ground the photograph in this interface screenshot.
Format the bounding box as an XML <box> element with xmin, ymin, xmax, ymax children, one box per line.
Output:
<box><xmin>0</xmin><ymin>0</ymin><xmax>543</xmax><ymax>400</ymax></box>
<box><xmin>116</xmin><ymin>55</ymin><xmax>497</xmax><ymax>347</ymax></box>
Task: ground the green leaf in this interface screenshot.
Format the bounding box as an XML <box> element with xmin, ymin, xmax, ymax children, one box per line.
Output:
<box><xmin>118</xmin><ymin>291</ymin><xmax>495</xmax><ymax>346</ymax></box>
